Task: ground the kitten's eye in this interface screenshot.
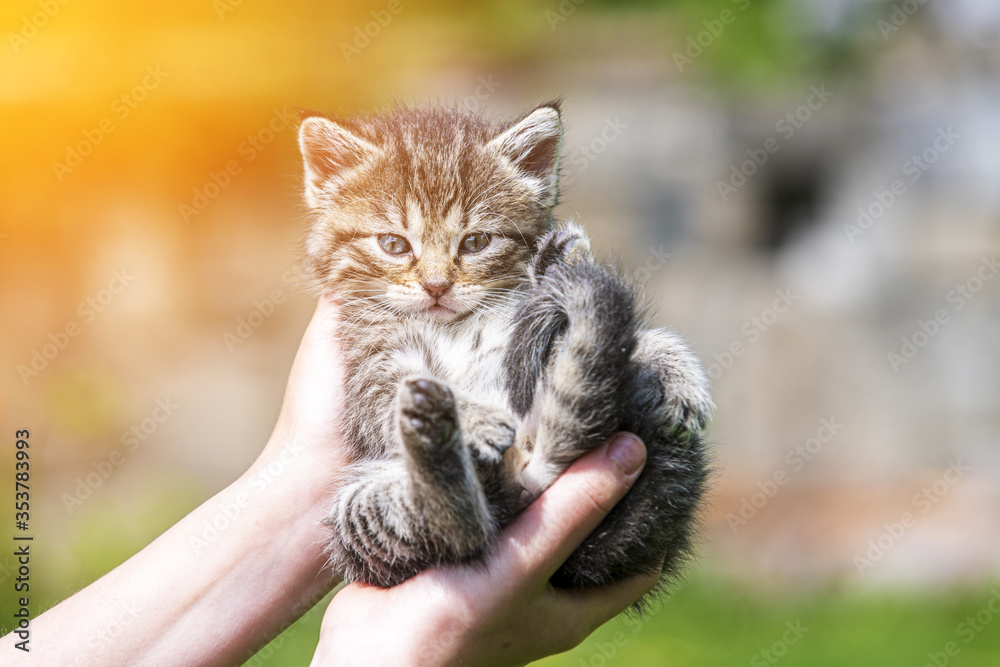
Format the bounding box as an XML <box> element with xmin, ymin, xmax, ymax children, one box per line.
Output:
<box><xmin>460</xmin><ymin>232</ymin><xmax>491</xmax><ymax>254</ymax></box>
<box><xmin>378</xmin><ymin>234</ymin><xmax>411</xmax><ymax>256</ymax></box>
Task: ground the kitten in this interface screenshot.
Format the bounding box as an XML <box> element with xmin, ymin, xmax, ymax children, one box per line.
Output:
<box><xmin>297</xmin><ymin>101</ymin><xmax>712</xmax><ymax>602</ymax></box>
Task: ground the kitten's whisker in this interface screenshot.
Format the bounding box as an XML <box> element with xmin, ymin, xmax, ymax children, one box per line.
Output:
<box><xmin>465</xmin><ymin>181</ymin><xmax>508</xmax><ymax>212</ymax></box>
<box><xmin>479</xmin><ymin>205</ymin><xmax>530</xmax><ymax>246</ymax></box>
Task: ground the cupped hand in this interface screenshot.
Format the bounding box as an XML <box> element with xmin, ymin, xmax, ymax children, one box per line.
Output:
<box><xmin>261</xmin><ymin>293</ymin><xmax>351</xmax><ymax>475</ymax></box>
<box><xmin>309</xmin><ymin>432</ymin><xmax>656</xmax><ymax>667</ymax></box>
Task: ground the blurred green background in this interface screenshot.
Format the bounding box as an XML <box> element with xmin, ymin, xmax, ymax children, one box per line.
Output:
<box><xmin>2</xmin><ymin>0</ymin><xmax>999</xmax><ymax>664</ymax></box>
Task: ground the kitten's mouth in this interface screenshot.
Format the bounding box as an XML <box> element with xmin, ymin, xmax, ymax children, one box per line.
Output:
<box><xmin>424</xmin><ymin>303</ymin><xmax>457</xmax><ymax>320</ymax></box>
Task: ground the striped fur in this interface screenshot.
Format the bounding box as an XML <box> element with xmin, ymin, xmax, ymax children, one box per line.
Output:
<box><xmin>297</xmin><ymin>103</ymin><xmax>712</xmax><ymax>605</ymax></box>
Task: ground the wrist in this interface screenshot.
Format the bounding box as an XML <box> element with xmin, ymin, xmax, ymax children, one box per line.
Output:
<box><xmin>243</xmin><ymin>429</ymin><xmax>340</xmax><ymax>554</ymax></box>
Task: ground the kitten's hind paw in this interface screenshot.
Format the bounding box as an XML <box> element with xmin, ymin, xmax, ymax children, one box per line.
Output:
<box><xmin>397</xmin><ymin>377</ymin><xmax>492</xmax><ymax>537</ymax></box>
<box><xmin>631</xmin><ymin>329</ymin><xmax>714</xmax><ymax>437</ymax></box>
<box><xmin>398</xmin><ymin>377</ymin><xmax>478</xmax><ymax>487</ymax></box>
<box><xmin>398</xmin><ymin>376</ymin><xmax>459</xmax><ymax>448</ymax></box>
<box><xmin>531</xmin><ymin>223</ymin><xmax>593</xmax><ymax>280</ymax></box>
<box><xmin>663</xmin><ymin>382</ymin><xmax>714</xmax><ymax>436</ymax></box>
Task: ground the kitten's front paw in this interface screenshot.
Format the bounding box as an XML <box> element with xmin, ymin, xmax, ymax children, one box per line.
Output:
<box><xmin>398</xmin><ymin>377</ymin><xmax>459</xmax><ymax>450</ymax></box>
<box><xmin>531</xmin><ymin>223</ymin><xmax>592</xmax><ymax>280</ymax></box>
<box><xmin>459</xmin><ymin>401</ymin><xmax>516</xmax><ymax>467</ymax></box>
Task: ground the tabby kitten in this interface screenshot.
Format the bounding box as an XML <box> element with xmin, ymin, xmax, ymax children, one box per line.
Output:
<box><xmin>297</xmin><ymin>101</ymin><xmax>712</xmax><ymax>600</ymax></box>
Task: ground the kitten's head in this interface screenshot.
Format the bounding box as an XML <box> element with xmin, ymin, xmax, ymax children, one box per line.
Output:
<box><xmin>297</xmin><ymin>102</ymin><xmax>562</xmax><ymax>322</ymax></box>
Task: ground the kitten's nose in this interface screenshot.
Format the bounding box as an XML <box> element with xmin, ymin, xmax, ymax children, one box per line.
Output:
<box><xmin>421</xmin><ymin>280</ymin><xmax>452</xmax><ymax>299</ymax></box>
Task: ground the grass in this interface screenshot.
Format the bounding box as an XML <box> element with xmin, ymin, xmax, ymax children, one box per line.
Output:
<box><xmin>3</xmin><ymin>486</ymin><xmax>996</xmax><ymax>666</ymax></box>
<box><xmin>243</xmin><ymin>578</ymin><xmax>1000</xmax><ymax>666</ymax></box>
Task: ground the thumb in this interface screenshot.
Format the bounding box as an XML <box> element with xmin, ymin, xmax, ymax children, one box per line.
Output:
<box><xmin>493</xmin><ymin>433</ymin><xmax>647</xmax><ymax>586</ymax></box>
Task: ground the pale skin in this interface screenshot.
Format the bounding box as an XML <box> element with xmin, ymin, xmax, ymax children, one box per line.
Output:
<box><xmin>1</xmin><ymin>296</ymin><xmax>656</xmax><ymax>666</ymax></box>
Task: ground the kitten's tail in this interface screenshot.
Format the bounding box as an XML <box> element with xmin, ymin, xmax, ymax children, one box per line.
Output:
<box><xmin>504</xmin><ymin>230</ymin><xmax>640</xmax><ymax>496</ymax></box>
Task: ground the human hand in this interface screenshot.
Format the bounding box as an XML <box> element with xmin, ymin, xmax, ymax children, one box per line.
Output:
<box><xmin>260</xmin><ymin>293</ymin><xmax>350</xmax><ymax>474</ymax></box>
<box><xmin>309</xmin><ymin>433</ymin><xmax>656</xmax><ymax>667</ymax></box>
<box><xmin>7</xmin><ymin>296</ymin><xmax>356</xmax><ymax>665</ymax></box>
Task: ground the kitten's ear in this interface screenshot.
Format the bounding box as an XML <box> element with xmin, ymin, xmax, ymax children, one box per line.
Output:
<box><xmin>488</xmin><ymin>103</ymin><xmax>563</xmax><ymax>206</ymax></box>
<box><xmin>298</xmin><ymin>115</ymin><xmax>378</xmax><ymax>207</ymax></box>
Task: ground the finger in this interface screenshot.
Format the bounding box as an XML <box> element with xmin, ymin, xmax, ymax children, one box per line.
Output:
<box><xmin>302</xmin><ymin>292</ymin><xmax>343</xmax><ymax>349</ymax></box>
<box><xmin>275</xmin><ymin>294</ymin><xmax>347</xmax><ymax>446</ymax></box>
<box><xmin>492</xmin><ymin>433</ymin><xmax>647</xmax><ymax>587</ymax></box>
<box><xmin>287</xmin><ymin>296</ymin><xmax>342</xmax><ymax>378</ymax></box>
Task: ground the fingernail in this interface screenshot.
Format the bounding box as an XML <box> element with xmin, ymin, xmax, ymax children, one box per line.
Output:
<box><xmin>607</xmin><ymin>434</ymin><xmax>645</xmax><ymax>476</ymax></box>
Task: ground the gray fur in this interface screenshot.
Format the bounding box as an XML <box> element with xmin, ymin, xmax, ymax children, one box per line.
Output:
<box><xmin>297</xmin><ymin>102</ymin><xmax>712</xmax><ymax>606</ymax></box>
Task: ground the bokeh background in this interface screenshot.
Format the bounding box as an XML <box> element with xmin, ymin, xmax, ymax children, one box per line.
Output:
<box><xmin>2</xmin><ymin>0</ymin><xmax>999</xmax><ymax>664</ymax></box>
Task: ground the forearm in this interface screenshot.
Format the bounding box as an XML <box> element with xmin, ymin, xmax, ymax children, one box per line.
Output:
<box><xmin>12</xmin><ymin>433</ymin><xmax>339</xmax><ymax>666</ymax></box>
